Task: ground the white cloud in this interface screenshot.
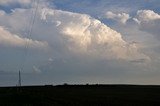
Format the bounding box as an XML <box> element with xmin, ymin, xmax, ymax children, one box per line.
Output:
<box><xmin>0</xmin><ymin>4</ymin><xmax>150</xmax><ymax>75</ymax></box>
<box><xmin>133</xmin><ymin>10</ymin><xmax>160</xmax><ymax>40</ymax></box>
<box><xmin>33</xmin><ymin>66</ymin><xmax>41</xmax><ymax>73</ymax></box>
<box><xmin>0</xmin><ymin>3</ymin><xmax>147</xmax><ymax>62</ymax></box>
<box><xmin>0</xmin><ymin>26</ymin><xmax>48</xmax><ymax>49</ymax></box>
<box><xmin>133</xmin><ymin>10</ymin><xmax>160</xmax><ymax>24</ymax></box>
<box><xmin>0</xmin><ymin>0</ymin><xmax>31</xmax><ymax>5</ymax></box>
<box><xmin>104</xmin><ymin>11</ymin><xmax>130</xmax><ymax>24</ymax></box>
<box><xmin>40</xmin><ymin>8</ymin><xmax>148</xmax><ymax>61</ymax></box>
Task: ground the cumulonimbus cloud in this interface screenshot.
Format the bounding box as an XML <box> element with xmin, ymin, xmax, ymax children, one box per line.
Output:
<box><xmin>0</xmin><ymin>4</ymin><xmax>149</xmax><ymax>62</ymax></box>
<box><xmin>40</xmin><ymin>8</ymin><xmax>148</xmax><ymax>61</ymax></box>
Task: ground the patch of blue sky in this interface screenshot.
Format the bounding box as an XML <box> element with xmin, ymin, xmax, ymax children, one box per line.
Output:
<box><xmin>50</xmin><ymin>0</ymin><xmax>159</xmax><ymax>27</ymax></box>
<box><xmin>0</xmin><ymin>3</ymin><xmax>30</xmax><ymax>13</ymax></box>
<box><xmin>0</xmin><ymin>5</ymin><xmax>17</xmax><ymax>13</ymax></box>
<box><xmin>52</xmin><ymin>0</ymin><xmax>160</xmax><ymax>16</ymax></box>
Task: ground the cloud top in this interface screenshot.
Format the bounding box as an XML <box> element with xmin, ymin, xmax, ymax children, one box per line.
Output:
<box><xmin>104</xmin><ymin>11</ymin><xmax>130</xmax><ymax>24</ymax></box>
<box><xmin>41</xmin><ymin>8</ymin><xmax>148</xmax><ymax>61</ymax></box>
<box><xmin>133</xmin><ymin>10</ymin><xmax>160</xmax><ymax>24</ymax></box>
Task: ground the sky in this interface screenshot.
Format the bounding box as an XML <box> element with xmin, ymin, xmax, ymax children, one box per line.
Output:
<box><xmin>0</xmin><ymin>0</ymin><xmax>160</xmax><ymax>86</ymax></box>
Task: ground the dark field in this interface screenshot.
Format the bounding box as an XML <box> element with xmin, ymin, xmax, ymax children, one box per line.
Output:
<box><xmin>0</xmin><ymin>85</ymin><xmax>160</xmax><ymax>106</ymax></box>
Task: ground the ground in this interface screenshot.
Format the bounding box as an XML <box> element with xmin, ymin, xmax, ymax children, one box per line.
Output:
<box><xmin>0</xmin><ymin>85</ymin><xmax>160</xmax><ymax>106</ymax></box>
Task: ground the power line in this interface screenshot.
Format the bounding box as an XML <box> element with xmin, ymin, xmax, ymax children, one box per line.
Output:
<box><xmin>17</xmin><ymin>0</ymin><xmax>40</xmax><ymax>86</ymax></box>
<box><xmin>20</xmin><ymin>0</ymin><xmax>40</xmax><ymax>72</ymax></box>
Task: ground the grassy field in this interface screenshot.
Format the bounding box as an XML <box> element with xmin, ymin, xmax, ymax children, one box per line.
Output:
<box><xmin>0</xmin><ymin>85</ymin><xmax>160</xmax><ymax>106</ymax></box>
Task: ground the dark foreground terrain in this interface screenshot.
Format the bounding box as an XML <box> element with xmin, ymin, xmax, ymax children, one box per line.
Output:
<box><xmin>0</xmin><ymin>85</ymin><xmax>160</xmax><ymax>106</ymax></box>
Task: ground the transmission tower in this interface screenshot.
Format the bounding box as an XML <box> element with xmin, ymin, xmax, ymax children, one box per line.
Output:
<box><xmin>18</xmin><ymin>70</ymin><xmax>21</xmax><ymax>86</ymax></box>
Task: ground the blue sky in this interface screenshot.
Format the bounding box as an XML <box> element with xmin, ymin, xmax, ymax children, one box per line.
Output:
<box><xmin>0</xmin><ymin>0</ymin><xmax>160</xmax><ymax>86</ymax></box>
<box><xmin>53</xmin><ymin>0</ymin><xmax>160</xmax><ymax>16</ymax></box>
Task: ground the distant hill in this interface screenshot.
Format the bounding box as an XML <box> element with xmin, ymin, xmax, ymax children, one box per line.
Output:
<box><xmin>0</xmin><ymin>85</ymin><xmax>160</xmax><ymax>106</ymax></box>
